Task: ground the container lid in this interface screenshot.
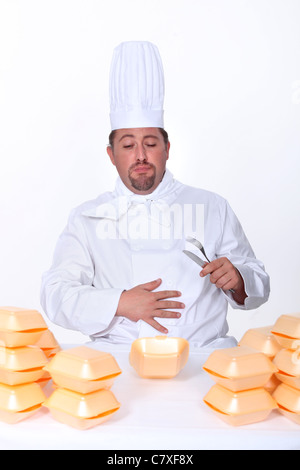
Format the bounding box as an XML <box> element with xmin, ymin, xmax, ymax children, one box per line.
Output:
<box><xmin>44</xmin><ymin>387</ymin><xmax>121</xmax><ymax>418</ymax></box>
<box><xmin>271</xmin><ymin>313</ymin><xmax>300</xmax><ymax>339</ymax></box>
<box><xmin>203</xmin><ymin>346</ymin><xmax>277</xmax><ymax>379</ymax></box>
<box><xmin>273</xmin><ymin>383</ymin><xmax>300</xmax><ymax>413</ymax></box>
<box><xmin>239</xmin><ymin>326</ymin><xmax>282</xmax><ymax>357</ymax></box>
<box><xmin>131</xmin><ymin>336</ymin><xmax>189</xmax><ymax>356</ymax></box>
<box><xmin>273</xmin><ymin>348</ymin><xmax>300</xmax><ymax>377</ymax></box>
<box><xmin>0</xmin><ymin>382</ymin><xmax>46</xmax><ymax>412</ymax></box>
<box><xmin>0</xmin><ymin>345</ymin><xmax>48</xmax><ymax>371</ymax></box>
<box><xmin>0</xmin><ymin>307</ymin><xmax>48</xmax><ymax>332</ymax></box>
<box><xmin>44</xmin><ymin>346</ymin><xmax>122</xmax><ymax>381</ymax></box>
<box><xmin>204</xmin><ymin>384</ymin><xmax>278</xmax><ymax>415</ymax></box>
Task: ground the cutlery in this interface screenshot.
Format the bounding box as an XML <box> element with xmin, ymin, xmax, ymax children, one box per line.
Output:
<box><xmin>183</xmin><ymin>238</ymin><xmax>235</xmax><ymax>294</ymax></box>
<box><xmin>186</xmin><ymin>236</ymin><xmax>210</xmax><ymax>263</ymax></box>
<box><xmin>182</xmin><ymin>250</ymin><xmax>207</xmax><ymax>268</ymax></box>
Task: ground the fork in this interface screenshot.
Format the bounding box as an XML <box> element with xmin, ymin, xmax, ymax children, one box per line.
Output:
<box><xmin>186</xmin><ymin>236</ymin><xmax>210</xmax><ymax>263</ymax></box>
<box><xmin>186</xmin><ymin>236</ymin><xmax>235</xmax><ymax>294</ymax></box>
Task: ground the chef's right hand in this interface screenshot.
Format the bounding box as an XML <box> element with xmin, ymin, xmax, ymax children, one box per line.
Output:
<box><xmin>115</xmin><ymin>279</ymin><xmax>185</xmax><ymax>334</ymax></box>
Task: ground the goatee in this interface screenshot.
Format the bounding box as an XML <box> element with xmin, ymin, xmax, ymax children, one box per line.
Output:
<box><xmin>128</xmin><ymin>163</ymin><xmax>156</xmax><ymax>192</ymax></box>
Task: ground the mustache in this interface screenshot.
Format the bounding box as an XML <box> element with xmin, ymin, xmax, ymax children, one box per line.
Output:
<box><xmin>128</xmin><ymin>161</ymin><xmax>155</xmax><ymax>173</ymax></box>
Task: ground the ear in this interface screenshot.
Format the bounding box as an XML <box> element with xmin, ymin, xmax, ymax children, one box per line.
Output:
<box><xmin>166</xmin><ymin>141</ymin><xmax>170</xmax><ymax>161</ymax></box>
<box><xmin>107</xmin><ymin>146</ymin><xmax>116</xmax><ymax>166</ymax></box>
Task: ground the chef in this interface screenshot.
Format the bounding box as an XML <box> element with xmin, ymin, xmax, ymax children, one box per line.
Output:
<box><xmin>40</xmin><ymin>41</ymin><xmax>270</xmax><ymax>348</ymax></box>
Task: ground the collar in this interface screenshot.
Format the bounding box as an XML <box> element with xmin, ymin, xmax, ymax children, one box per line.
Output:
<box><xmin>82</xmin><ymin>169</ymin><xmax>178</xmax><ymax>223</ymax></box>
<box><xmin>114</xmin><ymin>169</ymin><xmax>175</xmax><ymax>202</ymax></box>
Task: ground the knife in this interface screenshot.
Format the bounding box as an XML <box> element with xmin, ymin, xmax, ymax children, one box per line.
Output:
<box><xmin>183</xmin><ymin>250</ymin><xmax>206</xmax><ymax>268</ymax></box>
<box><xmin>183</xmin><ymin>249</ymin><xmax>235</xmax><ymax>293</ymax></box>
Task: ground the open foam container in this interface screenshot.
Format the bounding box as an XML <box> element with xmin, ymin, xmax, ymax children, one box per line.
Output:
<box><xmin>129</xmin><ymin>336</ymin><xmax>189</xmax><ymax>379</ymax></box>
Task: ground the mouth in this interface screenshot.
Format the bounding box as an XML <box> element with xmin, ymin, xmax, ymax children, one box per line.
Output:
<box><xmin>131</xmin><ymin>164</ymin><xmax>153</xmax><ymax>174</ymax></box>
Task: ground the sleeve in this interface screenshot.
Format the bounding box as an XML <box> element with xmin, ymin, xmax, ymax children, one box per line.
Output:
<box><xmin>217</xmin><ymin>199</ymin><xmax>270</xmax><ymax>310</ymax></box>
<box><xmin>40</xmin><ymin>208</ymin><xmax>124</xmax><ymax>336</ymax></box>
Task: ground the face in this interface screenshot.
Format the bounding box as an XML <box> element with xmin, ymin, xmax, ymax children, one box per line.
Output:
<box><xmin>107</xmin><ymin>128</ymin><xmax>170</xmax><ymax>195</ymax></box>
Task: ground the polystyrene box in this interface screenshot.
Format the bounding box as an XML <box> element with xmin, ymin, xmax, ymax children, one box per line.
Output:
<box><xmin>0</xmin><ymin>345</ymin><xmax>48</xmax><ymax>386</ymax></box>
<box><xmin>35</xmin><ymin>329</ymin><xmax>61</xmax><ymax>358</ymax></box>
<box><xmin>0</xmin><ymin>382</ymin><xmax>46</xmax><ymax>424</ymax></box>
<box><xmin>239</xmin><ymin>326</ymin><xmax>282</xmax><ymax>358</ymax></box>
<box><xmin>130</xmin><ymin>336</ymin><xmax>189</xmax><ymax>379</ymax></box>
<box><xmin>202</xmin><ymin>346</ymin><xmax>277</xmax><ymax>392</ymax></box>
<box><xmin>271</xmin><ymin>314</ymin><xmax>300</xmax><ymax>350</ymax></box>
<box><xmin>44</xmin><ymin>346</ymin><xmax>122</xmax><ymax>393</ymax></box>
<box><xmin>273</xmin><ymin>382</ymin><xmax>300</xmax><ymax>425</ymax></box>
<box><xmin>273</xmin><ymin>348</ymin><xmax>300</xmax><ymax>390</ymax></box>
<box><xmin>44</xmin><ymin>387</ymin><xmax>121</xmax><ymax>430</ymax></box>
<box><xmin>204</xmin><ymin>384</ymin><xmax>278</xmax><ymax>426</ymax></box>
<box><xmin>0</xmin><ymin>306</ymin><xmax>48</xmax><ymax>347</ymax></box>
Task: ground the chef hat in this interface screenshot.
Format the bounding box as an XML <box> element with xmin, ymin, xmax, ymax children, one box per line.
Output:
<box><xmin>109</xmin><ymin>41</ymin><xmax>165</xmax><ymax>130</ymax></box>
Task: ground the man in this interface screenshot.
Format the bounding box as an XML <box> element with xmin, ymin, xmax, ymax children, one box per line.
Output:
<box><xmin>40</xmin><ymin>42</ymin><xmax>270</xmax><ymax>347</ymax></box>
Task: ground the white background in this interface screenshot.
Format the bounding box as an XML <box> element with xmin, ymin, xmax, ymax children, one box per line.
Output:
<box><xmin>0</xmin><ymin>0</ymin><xmax>299</xmax><ymax>345</ymax></box>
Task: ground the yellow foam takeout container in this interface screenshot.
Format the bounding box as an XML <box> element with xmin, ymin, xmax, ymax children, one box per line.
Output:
<box><xmin>129</xmin><ymin>336</ymin><xmax>189</xmax><ymax>379</ymax></box>
<box><xmin>35</xmin><ymin>330</ymin><xmax>61</xmax><ymax>358</ymax></box>
<box><xmin>0</xmin><ymin>307</ymin><xmax>48</xmax><ymax>347</ymax></box>
<box><xmin>43</xmin><ymin>387</ymin><xmax>120</xmax><ymax>430</ymax></box>
<box><xmin>273</xmin><ymin>348</ymin><xmax>300</xmax><ymax>390</ymax></box>
<box><xmin>0</xmin><ymin>382</ymin><xmax>46</xmax><ymax>424</ymax></box>
<box><xmin>273</xmin><ymin>382</ymin><xmax>300</xmax><ymax>425</ymax></box>
<box><xmin>0</xmin><ymin>345</ymin><xmax>48</xmax><ymax>386</ymax></box>
<box><xmin>271</xmin><ymin>314</ymin><xmax>300</xmax><ymax>350</ymax></box>
<box><xmin>36</xmin><ymin>371</ymin><xmax>52</xmax><ymax>389</ymax></box>
<box><xmin>204</xmin><ymin>384</ymin><xmax>278</xmax><ymax>426</ymax></box>
<box><xmin>202</xmin><ymin>346</ymin><xmax>277</xmax><ymax>392</ymax></box>
<box><xmin>239</xmin><ymin>326</ymin><xmax>282</xmax><ymax>358</ymax></box>
<box><xmin>0</xmin><ymin>330</ymin><xmax>48</xmax><ymax>348</ymax></box>
<box><xmin>44</xmin><ymin>346</ymin><xmax>122</xmax><ymax>393</ymax></box>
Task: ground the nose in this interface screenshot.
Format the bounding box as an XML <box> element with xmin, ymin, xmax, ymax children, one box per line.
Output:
<box><xmin>135</xmin><ymin>143</ymin><xmax>147</xmax><ymax>162</ymax></box>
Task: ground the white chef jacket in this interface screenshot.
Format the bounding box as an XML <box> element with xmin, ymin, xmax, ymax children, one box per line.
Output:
<box><xmin>40</xmin><ymin>170</ymin><xmax>270</xmax><ymax>348</ymax></box>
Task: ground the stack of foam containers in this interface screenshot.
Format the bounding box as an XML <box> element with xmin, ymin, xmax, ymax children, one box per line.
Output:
<box><xmin>43</xmin><ymin>346</ymin><xmax>122</xmax><ymax>430</ymax></box>
<box><xmin>271</xmin><ymin>314</ymin><xmax>300</xmax><ymax>424</ymax></box>
<box><xmin>0</xmin><ymin>307</ymin><xmax>50</xmax><ymax>424</ymax></box>
<box><xmin>34</xmin><ymin>329</ymin><xmax>61</xmax><ymax>388</ymax></box>
<box><xmin>238</xmin><ymin>325</ymin><xmax>283</xmax><ymax>392</ymax></box>
<box><xmin>202</xmin><ymin>345</ymin><xmax>278</xmax><ymax>426</ymax></box>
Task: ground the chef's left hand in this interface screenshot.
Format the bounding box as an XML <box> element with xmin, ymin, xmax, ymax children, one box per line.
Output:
<box><xmin>200</xmin><ymin>257</ymin><xmax>247</xmax><ymax>305</ymax></box>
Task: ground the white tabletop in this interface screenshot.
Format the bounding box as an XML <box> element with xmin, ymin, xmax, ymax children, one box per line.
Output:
<box><xmin>0</xmin><ymin>342</ymin><xmax>299</xmax><ymax>451</ymax></box>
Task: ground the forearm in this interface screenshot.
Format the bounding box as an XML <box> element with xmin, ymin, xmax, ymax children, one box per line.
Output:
<box><xmin>231</xmin><ymin>268</ymin><xmax>248</xmax><ymax>305</ymax></box>
<box><xmin>229</xmin><ymin>263</ymin><xmax>270</xmax><ymax>310</ymax></box>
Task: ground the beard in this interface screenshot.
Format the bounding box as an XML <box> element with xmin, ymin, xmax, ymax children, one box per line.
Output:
<box><xmin>128</xmin><ymin>162</ymin><xmax>156</xmax><ymax>192</ymax></box>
